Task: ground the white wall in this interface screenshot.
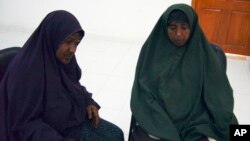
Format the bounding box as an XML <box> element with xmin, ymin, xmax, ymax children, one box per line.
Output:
<box><xmin>0</xmin><ymin>0</ymin><xmax>191</xmax><ymax>40</ymax></box>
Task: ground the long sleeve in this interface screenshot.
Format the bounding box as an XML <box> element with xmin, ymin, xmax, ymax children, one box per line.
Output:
<box><xmin>1</xmin><ymin>81</ymin><xmax>75</xmax><ymax>141</ymax></box>
<box><xmin>5</xmin><ymin>89</ymin><xmax>76</xmax><ymax>141</ymax></box>
<box><xmin>14</xmin><ymin>119</ymin><xmax>75</xmax><ymax>141</ymax></box>
<box><xmin>81</xmin><ymin>85</ymin><xmax>100</xmax><ymax>109</ymax></box>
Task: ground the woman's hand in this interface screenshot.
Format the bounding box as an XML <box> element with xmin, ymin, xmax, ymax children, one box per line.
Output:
<box><xmin>87</xmin><ymin>105</ymin><xmax>100</xmax><ymax>128</ymax></box>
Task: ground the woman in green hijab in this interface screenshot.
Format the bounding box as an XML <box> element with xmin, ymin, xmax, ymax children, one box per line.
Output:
<box><xmin>130</xmin><ymin>4</ymin><xmax>238</xmax><ymax>141</ymax></box>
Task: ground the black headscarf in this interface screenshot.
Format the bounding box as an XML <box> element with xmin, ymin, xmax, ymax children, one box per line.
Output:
<box><xmin>0</xmin><ymin>10</ymin><xmax>99</xmax><ymax>141</ymax></box>
<box><xmin>168</xmin><ymin>9</ymin><xmax>189</xmax><ymax>24</ymax></box>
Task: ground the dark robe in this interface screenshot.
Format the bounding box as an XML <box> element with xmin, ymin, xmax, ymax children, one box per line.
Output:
<box><xmin>0</xmin><ymin>47</ymin><xmax>21</xmax><ymax>81</ymax></box>
<box><xmin>130</xmin><ymin>4</ymin><xmax>238</xmax><ymax>141</ymax></box>
<box><xmin>0</xmin><ymin>10</ymin><xmax>99</xmax><ymax>141</ymax></box>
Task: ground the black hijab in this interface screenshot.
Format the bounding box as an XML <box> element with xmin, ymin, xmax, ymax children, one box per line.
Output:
<box><xmin>0</xmin><ymin>10</ymin><xmax>98</xmax><ymax>141</ymax></box>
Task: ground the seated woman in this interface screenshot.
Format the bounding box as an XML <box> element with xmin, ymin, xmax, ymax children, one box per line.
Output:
<box><xmin>0</xmin><ymin>10</ymin><xmax>124</xmax><ymax>141</ymax></box>
<box><xmin>130</xmin><ymin>4</ymin><xmax>238</xmax><ymax>141</ymax></box>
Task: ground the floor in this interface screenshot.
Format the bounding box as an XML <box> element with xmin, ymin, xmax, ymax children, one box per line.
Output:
<box><xmin>0</xmin><ymin>29</ymin><xmax>250</xmax><ymax>141</ymax></box>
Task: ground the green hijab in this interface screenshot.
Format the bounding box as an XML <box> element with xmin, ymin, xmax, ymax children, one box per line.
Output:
<box><xmin>130</xmin><ymin>4</ymin><xmax>237</xmax><ymax>141</ymax></box>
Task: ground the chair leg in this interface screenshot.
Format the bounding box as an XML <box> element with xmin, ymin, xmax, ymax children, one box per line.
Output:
<box><xmin>128</xmin><ymin>115</ymin><xmax>136</xmax><ymax>141</ymax></box>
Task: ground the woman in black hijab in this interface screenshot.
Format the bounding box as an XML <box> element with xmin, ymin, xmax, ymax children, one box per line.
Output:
<box><xmin>0</xmin><ymin>10</ymin><xmax>124</xmax><ymax>141</ymax></box>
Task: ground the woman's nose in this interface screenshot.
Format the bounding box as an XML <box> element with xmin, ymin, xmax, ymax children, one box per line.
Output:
<box><xmin>69</xmin><ymin>45</ymin><xmax>77</xmax><ymax>53</ymax></box>
<box><xmin>176</xmin><ymin>28</ymin><xmax>182</xmax><ymax>36</ymax></box>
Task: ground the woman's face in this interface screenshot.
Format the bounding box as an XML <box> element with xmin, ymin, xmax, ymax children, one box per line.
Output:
<box><xmin>167</xmin><ymin>21</ymin><xmax>191</xmax><ymax>47</ymax></box>
<box><xmin>56</xmin><ymin>33</ymin><xmax>81</xmax><ymax>64</ymax></box>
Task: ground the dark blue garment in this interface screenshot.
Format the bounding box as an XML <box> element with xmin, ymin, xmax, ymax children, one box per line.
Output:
<box><xmin>80</xmin><ymin>119</ymin><xmax>124</xmax><ymax>141</ymax></box>
<box><xmin>0</xmin><ymin>10</ymin><xmax>99</xmax><ymax>141</ymax></box>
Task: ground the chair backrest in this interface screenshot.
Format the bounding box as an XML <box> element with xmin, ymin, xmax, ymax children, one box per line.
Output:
<box><xmin>0</xmin><ymin>47</ymin><xmax>21</xmax><ymax>81</ymax></box>
<box><xmin>210</xmin><ymin>43</ymin><xmax>227</xmax><ymax>71</ymax></box>
<box><xmin>0</xmin><ymin>45</ymin><xmax>226</xmax><ymax>82</ymax></box>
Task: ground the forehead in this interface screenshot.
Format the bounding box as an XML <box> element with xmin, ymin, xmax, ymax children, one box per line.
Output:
<box><xmin>64</xmin><ymin>33</ymin><xmax>82</xmax><ymax>42</ymax></box>
<box><xmin>168</xmin><ymin>21</ymin><xmax>189</xmax><ymax>26</ymax></box>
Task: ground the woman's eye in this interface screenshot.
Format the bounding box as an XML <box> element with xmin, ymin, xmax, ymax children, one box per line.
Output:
<box><xmin>181</xmin><ymin>24</ymin><xmax>190</xmax><ymax>30</ymax></box>
<box><xmin>75</xmin><ymin>42</ymin><xmax>79</xmax><ymax>46</ymax></box>
<box><xmin>168</xmin><ymin>26</ymin><xmax>176</xmax><ymax>30</ymax></box>
<box><xmin>182</xmin><ymin>26</ymin><xmax>189</xmax><ymax>30</ymax></box>
<box><xmin>66</xmin><ymin>41</ymin><xmax>71</xmax><ymax>44</ymax></box>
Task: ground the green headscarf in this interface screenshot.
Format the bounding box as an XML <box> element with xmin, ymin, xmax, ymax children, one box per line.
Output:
<box><xmin>130</xmin><ymin>4</ymin><xmax>238</xmax><ymax>141</ymax></box>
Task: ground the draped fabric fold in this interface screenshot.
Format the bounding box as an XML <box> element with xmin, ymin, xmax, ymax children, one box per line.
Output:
<box><xmin>130</xmin><ymin>4</ymin><xmax>238</xmax><ymax>141</ymax></box>
<box><xmin>0</xmin><ymin>10</ymin><xmax>99</xmax><ymax>141</ymax></box>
